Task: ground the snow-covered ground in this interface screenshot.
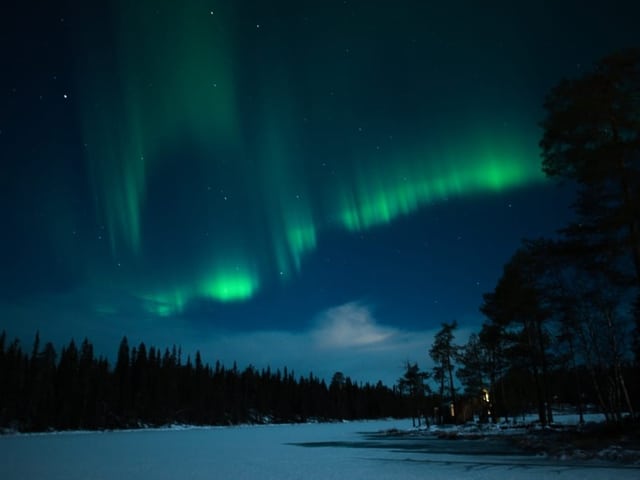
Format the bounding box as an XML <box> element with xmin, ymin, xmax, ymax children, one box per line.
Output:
<box><xmin>1</xmin><ymin>418</ymin><xmax>638</xmax><ymax>479</ymax></box>
<box><xmin>425</xmin><ymin>412</ymin><xmax>609</xmax><ymax>436</ymax></box>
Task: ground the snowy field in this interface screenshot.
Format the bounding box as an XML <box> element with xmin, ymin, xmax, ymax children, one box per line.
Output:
<box><xmin>1</xmin><ymin>418</ymin><xmax>638</xmax><ymax>479</ymax></box>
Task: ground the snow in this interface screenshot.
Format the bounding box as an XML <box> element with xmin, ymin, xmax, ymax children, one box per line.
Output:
<box><xmin>1</xmin><ymin>419</ymin><xmax>638</xmax><ymax>479</ymax></box>
<box><xmin>424</xmin><ymin>412</ymin><xmax>609</xmax><ymax>437</ymax></box>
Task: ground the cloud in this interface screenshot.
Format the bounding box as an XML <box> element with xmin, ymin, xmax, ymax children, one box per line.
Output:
<box><xmin>311</xmin><ymin>302</ymin><xmax>397</xmax><ymax>349</ymax></box>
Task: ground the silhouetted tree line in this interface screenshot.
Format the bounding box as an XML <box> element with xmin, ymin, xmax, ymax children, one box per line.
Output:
<box><xmin>410</xmin><ymin>49</ymin><xmax>640</xmax><ymax>427</ymax></box>
<box><xmin>0</xmin><ymin>333</ymin><xmax>406</xmax><ymax>432</ymax></box>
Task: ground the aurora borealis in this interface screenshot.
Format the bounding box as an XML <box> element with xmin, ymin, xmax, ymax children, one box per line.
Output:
<box><xmin>2</xmin><ymin>0</ymin><xmax>639</xmax><ymax>384</ymax></box>
<box><xmin>74</xmin><ymin>0</ymin><xmax>546</xmax><ymax>311</ymax></box>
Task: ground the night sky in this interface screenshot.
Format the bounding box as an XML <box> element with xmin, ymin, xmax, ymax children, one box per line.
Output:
<box><xmin>2</xmin><ymin>0</ymin><xmax>639</xmax><ymax>385</ymax></box>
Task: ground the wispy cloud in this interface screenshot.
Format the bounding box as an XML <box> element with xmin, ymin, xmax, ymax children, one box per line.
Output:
<box><xmin>311</xmin><ymin>302</ymin><xmax>396</xmax><ymax>349</ymax></box>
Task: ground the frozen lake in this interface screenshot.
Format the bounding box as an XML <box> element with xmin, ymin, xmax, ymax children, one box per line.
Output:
<box><xmin>1</xmin><ymin>419</ymin><xmax>638</xmax><ymax>479</ymax></box>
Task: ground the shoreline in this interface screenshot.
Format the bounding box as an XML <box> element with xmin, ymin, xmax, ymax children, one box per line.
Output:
<box><xmin>382</xmin><ymin>420</ymin><xmax>640</xmax><ymax>465</ymax></box>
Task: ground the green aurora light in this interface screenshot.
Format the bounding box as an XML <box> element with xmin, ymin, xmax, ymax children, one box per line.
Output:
<box><xmin>72</xmin><ymin>1</ymin><xmax>546</xmax><ymax>315</ymax></box>
<box><xmin>333</xmin><ymin>140</ymin><xmax>543</xmax><ymax>231</ymax></box>
<box><xmin>77</xmin><ymin>0</ymin><xmax>238</xmax><ymax>256</ymax></box>
<box><xmin>135</xmin><ymin>140</ymin><xmax>543</xmax><ymax>315</ymax></box>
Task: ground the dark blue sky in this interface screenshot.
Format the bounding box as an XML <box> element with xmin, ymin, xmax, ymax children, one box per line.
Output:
<box><xmin>1</xmin><ymin>0</ymin><xmax>638</xmax><ymax>385</ymax></box>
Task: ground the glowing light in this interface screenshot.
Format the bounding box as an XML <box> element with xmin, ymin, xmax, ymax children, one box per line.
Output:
<box><xmin>286</xmin><ymin>224</ymin><xmax>317</xmax><ymax>270</ymax></box>
<box><xmin>72</xmin><ymin>3</ymin><xmax>546</xmax><ymax>311</ymax></box>
<box><xmin>77</xmin><ymin>0</ymin><xmax>238</xmax><ymax>256</ymax></box>
<box><xmin>333</xmin><ymin>141</ymin><xmax>543</xmax><ymax>231</ymax></box>
<box><xmin>258</xmin><ymin>112</ymin><xmax>318</xmax><ymax>276</ymax></box>
<box><xmin>143</xmin><ymin>289</ymin><xmax>188</xmax><ymax>317</ymax></box>
<box><xmin>199</xmin><ymin>268</ymin><xmax>260</xmax><ymax>302</ymax></box>
<box><xmin>143</xmin><ymin>260</ymin><xmax>259</xmax><ymax>314</ymax></box>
